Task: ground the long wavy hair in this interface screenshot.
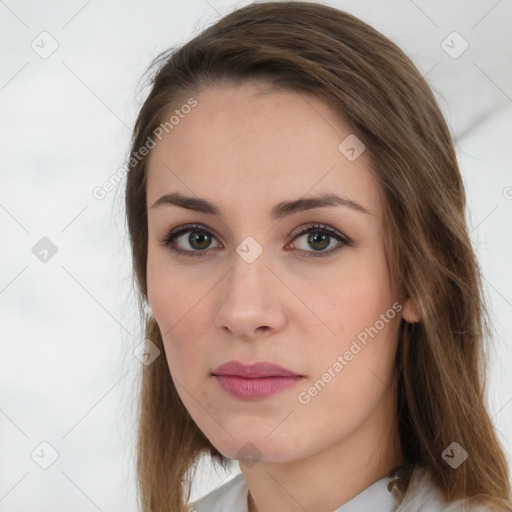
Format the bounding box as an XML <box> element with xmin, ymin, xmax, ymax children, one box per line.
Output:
<box><xmin>124</xmin><ymin>2</ymin><xmax>511</xmax><ymax>510</ymax></box>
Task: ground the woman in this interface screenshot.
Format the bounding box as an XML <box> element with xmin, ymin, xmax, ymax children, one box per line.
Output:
<box><xmin>124</xmin><ymin>2</ymin><xmax>511</xmax><ymax>511</ymax></box>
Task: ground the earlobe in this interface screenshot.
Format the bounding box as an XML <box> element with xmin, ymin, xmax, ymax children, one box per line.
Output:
<box><xmin>402</xmin><ymin>298</ymin><xmax>421</xmax><ymax>323</ymax></box>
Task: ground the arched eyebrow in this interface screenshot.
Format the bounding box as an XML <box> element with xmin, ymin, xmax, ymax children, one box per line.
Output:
<box><xmin>150</xmin><ymin>191</ymin><xmax>371</xmax><ymax>219</ymax></box>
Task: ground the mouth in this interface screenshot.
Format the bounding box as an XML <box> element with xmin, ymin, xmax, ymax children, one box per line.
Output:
<box><xmin>211</xmin><ymin>360</ymin><xmax>305</xmax><ymax>400</ymax></box>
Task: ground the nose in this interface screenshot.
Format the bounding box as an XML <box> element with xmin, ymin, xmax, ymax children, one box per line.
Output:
<box><xmin>214</xmin><ymin>248</ymin><xmax>287</xmax><ymax>340</ymax></box>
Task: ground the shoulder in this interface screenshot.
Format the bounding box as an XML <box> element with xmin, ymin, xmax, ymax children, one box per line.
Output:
<box><xmin>396</xmin><ymin>465</ymin><xmax>499</xmax><ymax>512</ymax></box>
<box><xmin>187</xmin><ymin>473</ymin><xmax>248</xmax><ymax>512</ymax></box>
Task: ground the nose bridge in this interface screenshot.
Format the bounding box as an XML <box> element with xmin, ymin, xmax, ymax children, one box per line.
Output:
<box><xmin>225</xmin><ymin>242</ymin><xmax>270</xmax><ymax>308</ymax></box>
<box><xmin>214</xmin><ymin>241</ymin><xmax>285</xmax><ymax>336</ymax></box>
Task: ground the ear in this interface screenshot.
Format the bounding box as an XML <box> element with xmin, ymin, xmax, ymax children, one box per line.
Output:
<box><xmin>402</xmin><ymin>298</ymin><xmax>421</xmax><ymax>323</ymax></box>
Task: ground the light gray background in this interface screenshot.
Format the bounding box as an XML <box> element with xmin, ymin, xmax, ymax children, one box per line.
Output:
<box><xmin>1</xmin><ymin>0</ymin><xmax>511</xmax><ymax>510</ymax></box>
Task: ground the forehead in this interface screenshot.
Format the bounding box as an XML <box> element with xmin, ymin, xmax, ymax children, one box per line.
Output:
<box><xmin>145</xmin><ymin>83</ymin><xmax>379</xmax><ymax>216</ymax></box>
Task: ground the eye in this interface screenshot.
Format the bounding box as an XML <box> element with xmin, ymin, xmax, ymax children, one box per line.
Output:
<box><xmin>157</xmin><ymin>222</ymin><xmax>352</xmax><ymax>258</ymax></box>
<box><xmin>286</xmin><ymin>223</ymin><xmax>352</xmax><ymax>257</ymax></box>
<box><xmin>157</xmin><ymin>223</ymin><xmax>221</xmax><ymax>257</ymax></box>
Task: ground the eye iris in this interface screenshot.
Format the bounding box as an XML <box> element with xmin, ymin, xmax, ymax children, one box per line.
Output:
<box><xmin>189</xmin><ymin>231</ymin><xmax>211</xmax><ymax>250</ymax></box>
<box><xmin>308</xmin><ymin>232</ymin><xmax>329</xmax><ymax>251</ymax></box>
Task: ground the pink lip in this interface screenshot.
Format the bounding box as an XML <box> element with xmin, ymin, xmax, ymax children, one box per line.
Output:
<box><xmin>212</xmin><ymin>360</ymin><xmax>303</xmax><ymax>378</ymax></box>
<box><xmin>212</xmin><ymin>360</ymin><xmax>305</xmax><ymax>400</ymax></box>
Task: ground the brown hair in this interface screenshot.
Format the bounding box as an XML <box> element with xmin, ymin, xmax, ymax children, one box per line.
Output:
<box><xmin>124</xmin><ymin>2</ymin><xmax>511</xmax><ymax>510</ymax></box>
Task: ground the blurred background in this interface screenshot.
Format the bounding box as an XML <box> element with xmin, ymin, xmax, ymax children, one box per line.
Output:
<box><xmin>1</xmin><ymin>0</ymin><xmax>511</xmax><ymax>510</ymax></box>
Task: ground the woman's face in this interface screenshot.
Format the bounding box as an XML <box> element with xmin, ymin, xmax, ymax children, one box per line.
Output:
<box><xmin>146</xmin><ymin>83</ymin><xmax>404</xmax><ymax>464</ymax></box>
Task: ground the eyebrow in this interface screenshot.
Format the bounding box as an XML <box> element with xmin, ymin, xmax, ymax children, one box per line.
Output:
<box><xmin>150</xmin><ymin>191</ymin><xmax>371</xmax><ymax>219</ymax></box>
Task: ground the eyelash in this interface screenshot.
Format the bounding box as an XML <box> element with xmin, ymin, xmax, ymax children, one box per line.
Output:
<box><xmin>157</xmin><ymin>222</ymin><xmax>353</xmax><ymax>258</ymax></box>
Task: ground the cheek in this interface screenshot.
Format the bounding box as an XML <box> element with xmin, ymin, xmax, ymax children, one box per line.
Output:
<box><xmin>310</xmin><ymin>250</ymin><xmax>398</xmax><ymax>389</ymax></box>
<box><xmin>147</xmin><ymin>251</ymin><xmax>205</xmax><ymax>332</ymax></box>
<box><xmin>300</xmin><ymin>286</ymin><xmax>399</xmax><ymax>439</ymax></box>
<box><xmin>146</xmin><ymin>260</ymin><xmax>216</xmax><ymax>377</ymax></box>
<box><xmin>322</xmin><ymin>261</ymin><xmax>393</xmax><ymax>339</ymax></box>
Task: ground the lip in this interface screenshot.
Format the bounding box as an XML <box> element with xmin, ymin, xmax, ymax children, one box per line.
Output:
<box><xmin>211</xmin><ymin>360</ymin><xmax>305</xmax><ymax>400</ymax></box>
<box><xmin>212</xmin><ymin>360</ymin><xmax>303</xmax><ymax>378</ymax></box>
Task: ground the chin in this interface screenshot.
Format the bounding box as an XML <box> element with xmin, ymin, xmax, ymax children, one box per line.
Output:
<box><xmin>209</xmin><ymin>430</ymin><xmax>305</xmax><ymax>465</ymax></box>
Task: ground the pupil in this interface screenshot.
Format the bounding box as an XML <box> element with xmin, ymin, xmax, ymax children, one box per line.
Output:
<box><xmin>308</xmin><ymin>232</ymin><xmax>329</xmax><ymax>251</ymax></box>
<box><xmin>189</xmin><ymin>231</ymin><xmax>211</xmax><ymax>250</ymax></box>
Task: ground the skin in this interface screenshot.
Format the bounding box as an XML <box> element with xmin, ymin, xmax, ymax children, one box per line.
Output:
<box><xmin>146</xmin><ymin>82</ymin><xmax>419</xmax><ymax>512</ymax></box>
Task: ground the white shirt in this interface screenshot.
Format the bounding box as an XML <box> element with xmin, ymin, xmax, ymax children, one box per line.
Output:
<box><xmin>188</xmin><ymin>470</ymin><xmax>399</xmax><ymax>512</ymax></box>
